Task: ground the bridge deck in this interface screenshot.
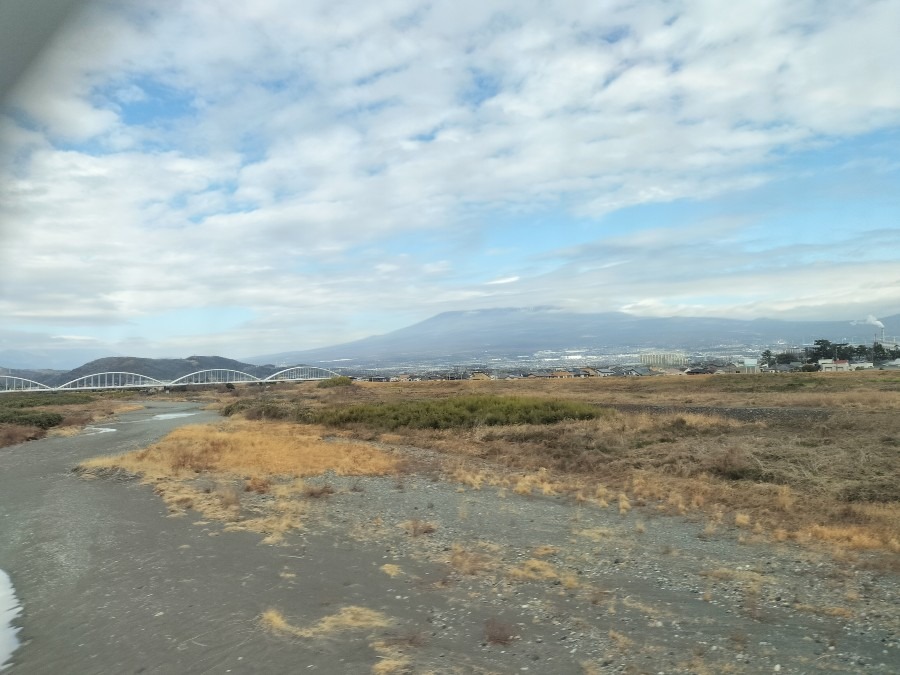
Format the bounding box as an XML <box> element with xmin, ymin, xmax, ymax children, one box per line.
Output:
<box><xmin>1</xmin><ymin>366</ymin><xmax>341</xmax><ymax>393</ymax></box>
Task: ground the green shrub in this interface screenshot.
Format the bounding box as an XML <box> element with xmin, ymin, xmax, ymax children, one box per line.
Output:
<box><xmin>316</xmin><ymin>376</ymin><xmax>353</xmax><ymax>389</ymax></box>
<box><xmin>221</xmin><ymin>397</ymin><xmax>311</xmax><ymax>422</ymax></box>
<box><xmin>311</xmin><ymin>395</ymin><xmax>599</xmax><ymax>431</ymax></box>
<box><xmin>243</xmin><ymin>400</ymin><xmax>293</xmax><ymax>421</ymax></box>
<box><xmin>0</xmin><ymin>410</ymin><xmax>64</xmax><ymax>429</ymax></box>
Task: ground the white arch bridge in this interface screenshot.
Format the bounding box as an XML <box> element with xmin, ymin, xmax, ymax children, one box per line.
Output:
<box><xmin>0</xmin><ymin>366</ymin><xmax>343</xmax><ymax>393</ymax></box>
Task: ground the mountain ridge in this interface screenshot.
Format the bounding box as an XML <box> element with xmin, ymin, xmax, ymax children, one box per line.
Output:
<box><xmin>246</xmin><ymin>308</ymin><xmax>900</xmax><ymax>367</ymax></box>
<box><xmin>4</xmin><ymin>309</ymin><xmax>898</xmax><ymax>374</ymax></box>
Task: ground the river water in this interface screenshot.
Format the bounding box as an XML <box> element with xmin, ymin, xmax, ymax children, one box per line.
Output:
<box><xmin>0</xmin><ymin>569</ymin><xmax>20</xmax><ymax>671</ymax></box>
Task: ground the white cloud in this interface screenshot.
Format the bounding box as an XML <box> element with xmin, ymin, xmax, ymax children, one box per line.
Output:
<box><xmin>0</xmin><ymin>0</ymin><xmax>898</xmax><ymax>356</ymax></box>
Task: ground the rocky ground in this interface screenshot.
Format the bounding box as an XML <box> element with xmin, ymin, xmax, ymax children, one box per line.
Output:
<box><xmin>220</xmin><ymin>449</ymin><xmax>900</xmax><ymax>674</ymax></box>
<box><xmin>1</xmin><ymin>402</ymin><xmax>898</xmax><ymax>674</ymax></box>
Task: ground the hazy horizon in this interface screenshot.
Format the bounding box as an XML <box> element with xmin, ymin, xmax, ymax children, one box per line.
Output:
<box><xmin>2</xmin><ymin>1</ymin><xmax>899</xmax><ymax>359</ymax></box>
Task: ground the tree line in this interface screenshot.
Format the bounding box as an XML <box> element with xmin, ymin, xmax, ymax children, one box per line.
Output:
<box><xmin>760</xmin><ymin>339</ymin><xmax>900</xmax><ymax>367</ymax></box>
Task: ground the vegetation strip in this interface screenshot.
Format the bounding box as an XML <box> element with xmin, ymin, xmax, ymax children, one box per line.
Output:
<box><xmin>311</xmin><ymin>395</ymin><xmax>602</xmax><ymax>430</ymax></box>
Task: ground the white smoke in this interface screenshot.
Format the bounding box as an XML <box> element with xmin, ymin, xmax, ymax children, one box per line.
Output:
<box><xmin>852</xmin><ymin>315</ymin><xmax>885</xmax><ymax>329</ymax></box>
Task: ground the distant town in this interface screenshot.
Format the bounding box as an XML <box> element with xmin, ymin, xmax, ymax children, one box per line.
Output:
<box><xmin>345</xmin><ymin>338</ymin><xmax>900</xmax><ymax>382</ymax></box>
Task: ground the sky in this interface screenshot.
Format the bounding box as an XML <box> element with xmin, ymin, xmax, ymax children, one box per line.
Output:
<box><xmin>1</xmin><ymin>0</ymin><xmax>899</xmax><ymax>362</ymax></box>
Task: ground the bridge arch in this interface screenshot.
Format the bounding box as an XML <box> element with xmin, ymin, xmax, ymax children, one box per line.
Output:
<box><xmin>264</xmin><ymin>365</ymin><xmax>342</xmax><ymax>382</ymax></box>
<box><xmin>57</xmin><ymin>372</ymin><xmax>166</xmax><ymax>390</ymax></box>
<box><xmin>0</xmin><ymin>376</ymin><xmax>53</xmax><ymax>392</ymax></box>
<box><xmin>168</xmin><ymin>369</ymin><xmax>261</xmax><ymax>386</ymax></box>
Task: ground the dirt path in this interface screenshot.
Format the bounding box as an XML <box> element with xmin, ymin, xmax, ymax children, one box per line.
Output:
<box><xmin>1</xmin><ymin>404</ymin><xmax>898</xmax><ymax>673</ymax></box>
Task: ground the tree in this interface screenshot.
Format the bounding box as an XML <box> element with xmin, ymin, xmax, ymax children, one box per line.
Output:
<box><xmin>834</xmin><ymin>343</ymin><xmax>854</xmax><ymax>360</ymax></box>
<box><xmin>776</xmin><ymin>352</ymin><xmax>795</xmax><ymax>364</ymax></box>
<box><xmin>808</xmin><ymin>339</ymin><xmax>834</xmax><ymax>361</ymax></box>
<box><xmin>760</xmin><ymin>349</ymin><xmax>774</xmax><ymax>367</ymax></box>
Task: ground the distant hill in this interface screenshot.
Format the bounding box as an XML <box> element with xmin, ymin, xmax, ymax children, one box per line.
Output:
<box><xmin>248</xmin><ymin>308</ymin><xmax>900</xmax><ymax>367</ymax></box>
<box><xmin>37</xmin><ymin>355</ymin><xmax>281</xmax><ymax>387</ymax></box>
<box><xmin>0</xmin><ymin>366</ymin><xmax>67</xmax><ymax>384</ymax></box>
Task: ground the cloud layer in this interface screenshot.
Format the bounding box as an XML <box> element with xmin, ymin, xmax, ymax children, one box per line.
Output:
<box><xmin>1</xmin><ymin>0</ymin><xmax>899</xmax><ymax>357</ymax></box>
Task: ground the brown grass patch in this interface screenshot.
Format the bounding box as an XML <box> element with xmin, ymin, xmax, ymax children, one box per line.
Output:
<box><xmin>791</xmin><ymin>603</ymin><xmax>855</xmax><ymax>619</ymax></box>
<box><xmin>449</xmin><ymin>544</ymin><xmax>492</xmax><ymax>575</ymax></box>
<box><xmin>245</xmin><ymin>476</ymin><xmax>271</xmax><ymax>493</ymax></box>
<box><xmin>148</xmin><ymin>477</ymin><xmax>306</xmax><ymax>543</ymax></box>
<box><xmin>483</xmin><ymin>617</ymin><xmax>517</xmax><ymax>645</ymax></box>
<box><xmin>576</xmin><ymin>527</ymin><xmax>612</xmax><ymax>542</ymax></box>
<box><xmin>700</xmin><ymin>567</ymin><xmax>768</xmax><ymax>591</ymax></box>
<box><xmin>310</xmin><ymin>376</ymin><xmax>900</xmax><ymax>552</ymax></box>
<box><xmin>218</xmin><ymin>484</ymin><xmax>241</xmax><ymax>509</ymax></box>
<box><xmin>260</xmin><ymin>606</ymin><xmax>391</xmax><ymax>639</ymax></box>
<box><xmin>608</xmin><ymin>629</ymin><xmax>633</xmax><ymax>651</ymax></box>
<box><xmin>302</xmin><ymin>483</ymin><xmax>335</xmax><ymax>499</ymax></box>
<box><xmin>76</xmin><ymin>374</ymin><xmax>900</xmax><ymax>558</ymax></box>
<box><xmin>380</xmin><ymin>564</ymin><xmax>403</xmax><ymax>577</ymax></box>
<box><xmin>78</xmin><ymin>420</ymin><xmax>400</xmax><ymax>479</ymax></box>
<box><xmin>401</xmin><ymin>519</ymin><xmax>436</xmax><ymax>537</ymax></box>
<box><xmin>0</xmin><ymin>424</ymin><xmax>46</xmax><ymax>447</ymax></box>
<box><xmin>508</xmin><ymin>558</ymin><xmax>558</xmax><ymax>581</ymax></box>
<box><xmin>45</xmin><ymin>425</ymin><xmax>82</xmax><ymax>438</ymax></box>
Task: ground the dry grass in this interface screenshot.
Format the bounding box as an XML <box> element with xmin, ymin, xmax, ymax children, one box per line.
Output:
<box><xmin>370</xmin><ymin>652</ymin><xmax>409</xmax><ymax>675</ymax></box>
<box><xmin>79</xmin><ymin>419</ymin><xmax>400</xmax><ymax>479</ymax></box>
<box><xmin>391</xmin><ymin>402</ymin><xmax>900</xmax><ymax>554</ymax></box>
<box><xmin>576</xmin><ymin>527</ymin><xmax>612</xmax><ymax>542</ymax></box>
<box><xmin>449</xmin><ymin>544</ymin><xmax>492</xmax><ymax>575</ymax></box>
<box><xmin>306</xmin><ymin>371</ymin><xmax>900</xmax><ymax>411</ymax></box>
<box><xmin>244</xmin><ymin>476</ymin><xmax>271</xmax><ymax>493</ymax></box>
<box><xmin>401</xmin><ymin>519</ymin><xmax>436</xmax><ymax>537</ymax></box>
<box><xmin>371</xmin><ymin>631</ymin><xmax>424</xmax><ymax>675</ymax></box>
<box><xmin>79</xmin><ymin>373</ymin><xmax>900</xmax><ymax>556</ymax></box>
<box><xmin>0</xmin><ymin>424</ymin><xmax>46</xmax><ymax>446</ymax></box>
<box><xmin>302</xmin><ymin>483</ymin><xmax>336</xmax><ymax>498</ymax></box>
<box><xmin>700</xmin><ymin>567</ymin><xmax>769</xmax><ymax>588</ymax></box>
<box><xmin>508</xmin><ymin>558</ymin><xmax>558</xmax><ymax>581</ymax></box>
<box><xmin>380</xmin><ymin>564</ymin><xmax>403</xmax><ymax>577</ymax></box>
<box><xmin>774</xmin><ymin>485</ymin><xmax>795</xmax><ymax>511</ymax></box>
<box><xmin>260</xmin><ymin>606</ymin><xmax>391</xmax><ymax>639</ymax></box>
<box><xmin>791</xmin><ymin>603</ymin><xmax>855</xmax><ymax>619</ymax></box>
<box><xmin>608</xmin><ymin>629</ymin><xmax>633</xmax><ymax>651</ymax></box>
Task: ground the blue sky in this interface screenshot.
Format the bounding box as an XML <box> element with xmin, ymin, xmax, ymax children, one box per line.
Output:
<box><xmin>1</xmin><ymin>0</ymin><xmax>899</xmax><ymax>361</ymax></box>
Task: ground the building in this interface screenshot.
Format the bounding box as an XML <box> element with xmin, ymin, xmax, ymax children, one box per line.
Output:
<box><xmin>819</xmin><ymin>359</ymin><xmax>851</xmax><ymax>372</ymax></box>
<box><xmin>640</xmin><ymin>352</ymin><xmax>687</xmax><ymax>367</ymax></box>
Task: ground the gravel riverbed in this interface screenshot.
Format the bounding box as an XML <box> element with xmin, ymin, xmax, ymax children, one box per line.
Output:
<box><xmin>2</xmin><ymin>402</ymin><xmax>898</xmax><ymax>674</ymax></box>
